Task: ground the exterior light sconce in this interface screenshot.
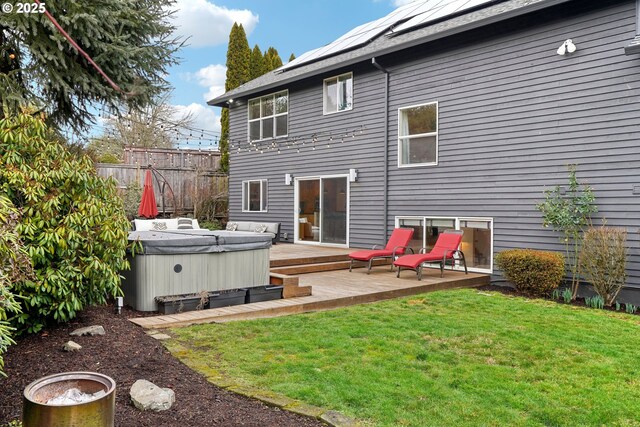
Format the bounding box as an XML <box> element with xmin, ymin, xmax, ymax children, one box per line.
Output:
<box><xmin>349</xmin><ymin>168</ymin><xmax>358</xmax><ymax>182</ymax></box>
<box><xmin>285</xmin><ymin>173</ymin><xmax>293</xmax><ymax>186</ymax></box>
<box><xmin>557</xmin><ymin>39</ymin><xmax>577</xmax><ymax>55</ymax></box>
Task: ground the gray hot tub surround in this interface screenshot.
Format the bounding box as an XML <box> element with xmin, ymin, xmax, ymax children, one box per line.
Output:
<box><xmin>122</xmin><ymin>230</ymin><xmax>272</xmax><ymax>311</ymax></box>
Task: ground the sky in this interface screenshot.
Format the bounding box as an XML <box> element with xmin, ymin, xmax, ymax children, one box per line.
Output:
<box><xmin>163</xmin><ymin>0</ymin><xmax>411</xmax><ymax>145</ymax></box>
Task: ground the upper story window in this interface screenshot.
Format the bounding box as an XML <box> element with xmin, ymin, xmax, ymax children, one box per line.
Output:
<box><xmin>323</xmin><ymin>73</ymin><xmax>353</xmax><ymax>114</ymax></box>
<box><xmin>242</xmin><ymin>179</ymin><xmax>268</xmax><ymax>212</ymax></box>
<box><xmin>398</xmin><ymin>102</ymin><xmax>438</xmax><ymax>167</ymax></box>
<box><xmin>248</xmin><ymin>91</ymin><xmax>288</xmax><ymax>141</ymax></box>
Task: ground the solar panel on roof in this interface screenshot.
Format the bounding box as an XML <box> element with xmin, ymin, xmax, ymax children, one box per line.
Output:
<box><xmin>390</xmin><ymin>0</ymin><xmax>495</xmax><ymax>34</ymax></box>
<box><xmin>280</xmin><ymin>0</ymin><xmax>497</xmax><ymax>71</ymax></box>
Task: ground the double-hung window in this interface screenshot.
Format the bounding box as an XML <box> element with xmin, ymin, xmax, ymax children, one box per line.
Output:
<box><xmin>248</xmin><ymin>91</ymin><xmax>288</xmax><ymax>141</ymax></box>
<box><xmin>242</xmin><ymin>180</ymin><xmax>268</xmax><ymax>212</ymax></box>
<box><xmin>323</xmin><ymin>73</ymin><xmax>353</xmax><ymax>114</ymax></box>
<box><xmin>398</xmin><ymin>102</ymin><xmax>438</xmax><ymax>167</ymax></box>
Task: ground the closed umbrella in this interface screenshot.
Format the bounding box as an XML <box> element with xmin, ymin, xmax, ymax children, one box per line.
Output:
<box><xmin>138</xmin><ymin>169</ymin><xmax>158</xmax><ymax>219</ymax></box>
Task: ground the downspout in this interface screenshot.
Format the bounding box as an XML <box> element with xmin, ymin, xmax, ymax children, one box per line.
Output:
<box><xmin>371</xmin><ymin>57</ymin><xmax>390</xmax><ymax>242</ymax></box>
<box><xmin>625</xmin><ymin>0</ymin><xmax>640</xmax><ymax>54</ymax></box>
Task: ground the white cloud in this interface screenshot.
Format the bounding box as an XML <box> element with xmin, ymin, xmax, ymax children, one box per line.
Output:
<box><xmin>171</xmin><ymin>0</ymin><xmax>259</xmax><ymax>48</ymax></box>
<box><xmin>190</xmin><ymin>64</ymin><xmax>227</xmax><ymax>102</ymax></box>
<box><xmin>172</xmin><ymin>103</ymin><xmax>221</xmax><ymax>137</ymax></box>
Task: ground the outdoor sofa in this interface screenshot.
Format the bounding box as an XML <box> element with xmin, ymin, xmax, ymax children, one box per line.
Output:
<box><xmin>225</xmin><ymin>221</ymin><xmax>281</xmax><ymax>244</ymax></box>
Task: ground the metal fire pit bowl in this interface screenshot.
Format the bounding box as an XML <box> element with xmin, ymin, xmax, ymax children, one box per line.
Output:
<box><xmin>23</xmin><ymin>371</ymin><xmax>116</xmax><ymax>427</ymax></box>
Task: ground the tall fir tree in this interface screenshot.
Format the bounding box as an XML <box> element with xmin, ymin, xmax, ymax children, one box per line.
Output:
<box><xmin>0</xmin><ymin>0</ymin><xmax>181</xmax><ymax>131</ymax></box>
<box><xmin>263</xmin><ymin>47</ymin><xmax>283</xmax><ymax>72</ymax></box>
<box><xmin>220</xmin><ymin>23</ymin><xmax>250</xmax><ymax>173</ymax></box>
<box><xmin>249</xmin><ymin>45</ymin><xmax>265</xmax><ymax>80</ymax></box>
<box><xmin>289</xmin><ymin>53</ymin><xmax>296</xmax><ymax>62</ymax></box>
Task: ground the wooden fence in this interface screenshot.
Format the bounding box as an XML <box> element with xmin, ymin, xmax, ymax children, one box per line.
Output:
<box><xmin>123</xmin><ymin>147</ymin><xmax>220</xmax><ymax>170</ymax></box>
<box><xmin>96</xmin><ymin>164</ymin><xmax>228</xmax><ymax>218</ymax></box>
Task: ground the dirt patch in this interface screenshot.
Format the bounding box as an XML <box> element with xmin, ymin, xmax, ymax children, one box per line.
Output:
<box><xmin>0</xmin><ymin>304</ymin><xmax>325</xmax><ymax>427</ymax></box>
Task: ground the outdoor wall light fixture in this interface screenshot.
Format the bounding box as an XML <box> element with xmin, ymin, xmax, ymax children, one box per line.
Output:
<box><xmin>285</xmin><ymin>173</ymin><xmax>293</xmax><ymax>185</ymax></box>
<box><xmin>349</xmin><ymin>168</ymin><xmax>358</xmax><ymax>182</ymax></box>
<box><xmin>557</xmin><ymin>39</ymin><xmax>577</xmax><ymax>55</ymax></box>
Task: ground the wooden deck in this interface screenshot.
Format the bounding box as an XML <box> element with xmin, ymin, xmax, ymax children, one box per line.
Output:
<box><xmin>269</xmin><ymin>243</ymin><xmax>352</xmax><ymax>267</ymax></box>
<box><xmin>130</xmin><ymin>267</ymin><xmax>489</xmax><ymax>329</ymax></box>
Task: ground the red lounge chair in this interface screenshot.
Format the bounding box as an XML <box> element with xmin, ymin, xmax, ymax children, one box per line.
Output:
<box><xmin>348</xmin><ymin>228</ymin><xmax>415</xmax><ymax>274</ymax></box>
<box><xmin>393</xmin><ymin>230</ymin><xmax>468</xmax><ymax>280</ymax></box>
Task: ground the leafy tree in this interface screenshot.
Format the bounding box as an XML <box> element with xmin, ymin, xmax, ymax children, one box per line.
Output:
<box><xmin>0</xmin><ymin>112</ymin><xmax>131</xmax><ymax>334</ymax></box>
<box><xmin>249</xmin><ymin>44</ymin><xmax>265</xmax><ymax>80</ymax></box>
<box><xmin>0</xmin><ymin>0</ymin><xmax>182</xmax><ymax>131</ymax></box>
<box><xmin>536</xmin><ymin>164</ymin><xmax>597</xmax><ymax>299</ymax></box>
<box><xmin>220</xmin><ymin>23</ymin><xmax>250</xmax><ymax>173</ymax></box>
<box><xmin>88</xmin><ymin>93</ymin><xmax>194</xmax><ymax>162</ymax></box>
<box><xmin>0</xmin><ymin>194</ymin><xmax>31</xmax><ymax>376</ymax></box>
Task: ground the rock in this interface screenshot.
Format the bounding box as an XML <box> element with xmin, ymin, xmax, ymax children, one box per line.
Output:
<box><xmin>63</xmin><ymin>341</ymin><xmax>82</xmax><ymax>352</ymax></box>
<box><xmin>70</xmin><ymin>325</ymin><xmax>105</xmax><ymax>336</ymax></box>
<box><xmin>130</xmin><ymin>379</ymin><xmax>175</xmax><ymax>411</ymax></box>
<box><xmin>149</xmin><ymin>333</ymin><xmax>171</xmax><ymax>341</ymax></box>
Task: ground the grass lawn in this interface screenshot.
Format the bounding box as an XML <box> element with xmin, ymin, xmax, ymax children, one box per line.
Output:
<box><xmin>166</xmin><ymin>289</ymin><xmax>640</xmax><ymax>426</ymax></box>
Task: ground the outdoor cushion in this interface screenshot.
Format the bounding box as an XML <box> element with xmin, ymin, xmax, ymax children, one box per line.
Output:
<box><xmin>254</xmin><ymin>224</ymin><xmax>268</xmax><ymax>233</ymax></box>
<box><xmin>226</xmin><ymin>222</ymin><xmax>238</xmax><ymax>231</ymax></box>
<box><xmin>152</xmin><ymin>221</ymin><xmax>168</xmax><ymax>231</ymax></box>
<box><xmin>349</xmin><ymin>249</ymin><xmax>394</xmax><ymax>261</ymax></box>
<box><xmin>394</xmin><ymin>252</ymin><xmax>448</xmax><ymax>268</ymax></box>
<box><xmin>177</xmin><ymin>218</ymin><xmax>194</xmax><ymax>229</ymax></box>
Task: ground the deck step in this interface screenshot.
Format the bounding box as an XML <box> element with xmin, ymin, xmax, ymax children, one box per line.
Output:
<box><xmin>269</xmin><ymin>273</ymin><xmax>312</xmax><ymax>298</ymax></box>
<box><xmin>270</xmin><ymin>253</ymin><xmax>350</xmax><ymax>268</ymax></box>
<box><xmin>271</xmin><ymin>261</ymin><xmax>352</xmax><ymax>275</ymax></box>
<box><xmin>271</xmin><ymin>259</ymin><xmax>392</xmax><ymax>275</ymax></box>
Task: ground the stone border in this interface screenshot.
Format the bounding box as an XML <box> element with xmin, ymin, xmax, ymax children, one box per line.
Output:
<box><xmin>157</xmin><ymin>337</ymin><xmax>361</xmax><ymax>427</ymax></box>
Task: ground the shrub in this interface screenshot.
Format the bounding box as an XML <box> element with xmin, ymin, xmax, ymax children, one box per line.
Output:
<box><xmin>122</xmin><ymin>181</ymin><xmax>143</xmax><ymax>220</ymax></box>
<box><xmin>579</xmin><ymin>226</ymin><xmax>627</xmax><ymax>306</ymax></box>
<box><xmin>0</xmin><ymin>194</ymin><xmax>32</xmax><ymax>376</ymax></box>
<box><xmin>0</xmin><ymin>113</ymin><xmax>131</xmax><ymax>334</ymax></box>
<box><xmin>495</xmin><ymin>249</ymin><xmax>565</xmax><ymax>297</ymax></box>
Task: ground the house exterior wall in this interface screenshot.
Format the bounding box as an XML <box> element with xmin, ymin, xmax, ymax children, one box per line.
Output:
<box><xmin>227</xmin><ymin>0</ymin><xmax>640</xmax><ymax>288</ymax></box>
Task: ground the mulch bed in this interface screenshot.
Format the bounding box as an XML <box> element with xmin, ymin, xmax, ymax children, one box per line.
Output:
<box><xmin>0</xmin><ymin>304</ymin><xmax>325</xmax><ymax>427</ymax></box>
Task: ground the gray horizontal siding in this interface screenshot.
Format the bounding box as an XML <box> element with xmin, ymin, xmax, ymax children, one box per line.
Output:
<box><xmin>227</xmin><ymin>0</ymin><xmax>640</xmax><ymax>287</ymax></box>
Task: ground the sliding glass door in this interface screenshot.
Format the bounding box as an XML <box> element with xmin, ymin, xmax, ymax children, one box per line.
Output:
<box><xmin>296</xmin><ymin>176</ymin><xmax>348</xmax><ymax>246</ymax></box>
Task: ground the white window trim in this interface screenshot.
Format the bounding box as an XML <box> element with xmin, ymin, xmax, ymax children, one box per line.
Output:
<box><xmin>397</xmin><ymin>101</ymin><xmax>438</xmax><ymax>168</ymax></box>
<box><xmin>247</xmin><ymin>91</ymin><xmax>289</xmax><ymax>142</ymax></box>
<box><xmin>394</xmin><ymin>215</ymin><xmax>493</xmax><ymax>273</ymax></box>
<box><xmin>242</xmin><ymin>179</ymin><xmax>268</xmax><ymax>213</ymax></box>
<box><xmin>293</xmin><ymin>174</ymin><xmax>350</xmax><ymax>248</ymax></box>
<box><xmin>323</xmin><ymin>72</ymin><xmax>353</xmax><ymax>115</ymax></box>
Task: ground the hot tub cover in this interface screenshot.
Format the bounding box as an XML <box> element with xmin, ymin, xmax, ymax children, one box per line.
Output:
<box><xmin>129</xmin><ymin>230</ymin><xmax>272</xmax><ymax>255</ymax></box>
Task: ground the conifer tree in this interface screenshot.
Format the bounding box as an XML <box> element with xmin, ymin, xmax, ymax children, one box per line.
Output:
<box><xmin>220</xmin><ymin>23</ymin><xmax>250</xmax><ymax>173</ymax></box>
<box><xmin>263</xmin><ymin>47</ymin><xmax>283</xmax><ymax>72</ymax></box>
<box><xmin>289</xmin><ymin>53</ymin><xmax>296</xmax><ymax>62</ymax></box>
<box><xmin>249</xmin><ymin>45</ymin><xmax>265</xmax><ymax>80</ymax></box>
<box><xmin>0</xmin><ymin>0</ymin><xmax>182</xmax><ymax>131</ymax></box>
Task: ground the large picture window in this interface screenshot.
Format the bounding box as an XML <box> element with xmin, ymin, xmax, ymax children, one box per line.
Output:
<box><xmin>398</xmin><ymin>102</ymin><xmax>438</xmax><ymax>167</ymax></box>
<box><xmin>396</xmin><ymin>216</ymin><xmax>493</xmax><ymax>273</ymax></box>
<box><xmin>323</xmin><ymin>73</ymin><xmax>353</xmax><ymax>114</ymax></box>
<box><xmin>242</xmin><ymin>180</ymin><xmax>268</xmax><ymax>212</ymax></box>
<box><xmin>248</xmin><ymin>91</ymin><xmax>288</xmax><ymax>141</ymax></box>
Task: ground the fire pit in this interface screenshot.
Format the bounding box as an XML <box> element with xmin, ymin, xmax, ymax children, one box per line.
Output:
<box><xmin>23</xmin><ymin>371</ymin><xmax>116</xmax><ymax>427</ymax></box>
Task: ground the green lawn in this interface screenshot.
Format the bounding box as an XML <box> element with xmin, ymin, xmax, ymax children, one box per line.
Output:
<box><xmin>167</xmin><ymin>289</ymin><xmax>640</xmax><ymax>426</ymax></box>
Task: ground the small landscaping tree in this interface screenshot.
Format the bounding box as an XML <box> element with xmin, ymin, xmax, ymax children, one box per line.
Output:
<box><xmin>579</xmin><ymin>225</ymin><xmax>627</xmax><ymax>306</ymax></box>
<box><xmin>536</xmin><ymin>164</ymin><xmax>597</xmax><ymax>299</ymax></box>
<box><xmin>0</xmin><ymin>112</ymin><xmax>131</xmax><ymax>334</ymax></box>
<box><xmin>0</xmin><ymin>194</ymin><xmax>31</xmax><ymax>376</ymax></box>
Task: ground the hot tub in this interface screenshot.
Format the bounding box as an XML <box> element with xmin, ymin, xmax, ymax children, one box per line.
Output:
<box><xmin>122</xmin><ymin>230</ymin><xmax>272</xmax><ymax>311</ymax></box>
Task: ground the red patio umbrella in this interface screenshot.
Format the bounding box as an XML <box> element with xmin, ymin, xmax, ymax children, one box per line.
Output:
<box><xmin>138</xmin><ymin>169</ymin><xmax>158</xmax><ymax>219</ymax></box>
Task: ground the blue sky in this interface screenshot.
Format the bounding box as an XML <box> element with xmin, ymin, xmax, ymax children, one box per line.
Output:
<box><xmin>165</xmin><ymin>0</ymin><xmax>408</xmax><ymax>139</ymax></box>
